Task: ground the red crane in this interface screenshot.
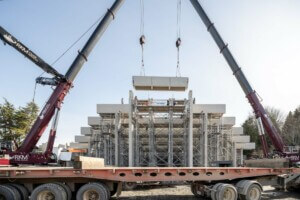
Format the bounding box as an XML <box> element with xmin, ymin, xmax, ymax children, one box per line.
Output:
<box><xmin>0</xmin><ymin>0</ymin><xmax>124</xmax><ymax>165</ymax></box>
<box><xmin>190</xmin><ymin>0</ymin><xmax>299</xmax><ymax>162</ymax></box>
<box><xmin>0</xmin><ymin>0</ymin><xmax>298</xmax><ymax>165</ymax></box>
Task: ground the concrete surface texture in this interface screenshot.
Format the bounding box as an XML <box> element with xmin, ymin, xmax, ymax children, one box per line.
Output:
<box><xmin>113</xmin><ymin>185</ymin><xmax>300</xmax><ymax>200</ymax></box>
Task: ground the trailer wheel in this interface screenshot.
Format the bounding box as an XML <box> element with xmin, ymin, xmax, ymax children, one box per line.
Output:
<box><xmin>3</xmin><ymin>184</ymin><xmax>22</xmax><ymax>200</ymax></box>
<box><xmin>76</xmin><ymin>182</ymin><xmax>109</xmax><ymax>200</ymax></box>
<box><xmin>191</xmin><ymin>183</ymin><xmax>205</xmax><ymax>197</ymax></box>
<box><xmin>31</xmin><ymin>183</ymin><xmax>67</xmax><ymax>200</ymax></box>
<box><xmin>240</xmin><ymin>184</ymin><xmax>262</xmax><ymax>200</ymax></box>
<box><xmin>236</xmin><ymin>180</ymin><xmax>263</xmax><ymax>200</ymax></box>
<box><xmin>54</xmin><ymin>182</ymin><xmax>72</xmax><ymax>200</ymax></box>
<box><xmin>6</xmin><ymin>183</ymin><xmax>29</xmax><ymax>200</ymax></box>
<box><xmin>97</xmin><ymin>182</ymin><xmax>110</xmax><ymax>199</ymax></box>
<box><xmin>0</xmin><ymin>184</ymin><xmax>21</xmax><ymax>200</ymax></box>
<box><xmin>216</xmin><ymin>184</ymin><xmax>238</xmax><ymax>200</ymax></box>
<box><xmin>211</xmin><ymin>183</ymin><xmax>223</xmax><ymax>200</ymax></box>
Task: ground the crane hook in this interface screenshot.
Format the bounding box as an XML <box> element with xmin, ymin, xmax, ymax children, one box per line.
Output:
<box><xmin>140</xmin><ymin>35</ymin><xmax>146</xmax><ymax>46</ymax></box>
<box><xmin>176</xmin><ymin>38</ymin><xmax>181</xmax><ymax>48</ymax></box>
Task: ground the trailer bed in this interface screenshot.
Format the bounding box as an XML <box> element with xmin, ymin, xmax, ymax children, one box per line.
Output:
<box><xmin>0</xmin><ymin>166</ymin><xmax>299</xmax><ymax>183</ymax></box>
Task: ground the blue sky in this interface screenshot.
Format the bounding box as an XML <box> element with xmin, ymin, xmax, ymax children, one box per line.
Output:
<box><xmin>0</xmin><ymin>0</ymin><xmax>300</xmax><ymax>145</ymax></box>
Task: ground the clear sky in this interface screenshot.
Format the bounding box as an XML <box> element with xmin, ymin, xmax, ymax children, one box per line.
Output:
<box><xmin>0</xmin><ymin>0</ymin><xmax>299</xmax><ymax>145</ymax></box>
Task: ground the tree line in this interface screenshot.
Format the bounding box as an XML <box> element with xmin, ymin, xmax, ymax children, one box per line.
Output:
<box><xmin>242</xmin><ymin>106</ymin><xmax>300</xmax><ymax>155</ymax></box>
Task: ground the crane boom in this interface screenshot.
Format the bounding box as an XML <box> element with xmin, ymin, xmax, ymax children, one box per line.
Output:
<box><xmin>0</xmin><ymin>26</ymin><xmax>64</xmax><ymax>79</ymax></box>
<box><xmin>9</xmin><ymin>0</ymin><xmax>124</xmax><ymax>164</ymax></box>
<box><xmin>189</xmin><ymin>0</ymin><xmax>286</xmax><ymax>156</ymax></box>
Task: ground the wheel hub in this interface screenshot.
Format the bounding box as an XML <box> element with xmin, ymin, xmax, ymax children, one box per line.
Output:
<box><xmin>83</xmin><ymin>190</ymin><xmax>100</xmax><ymax>200</ymax></box>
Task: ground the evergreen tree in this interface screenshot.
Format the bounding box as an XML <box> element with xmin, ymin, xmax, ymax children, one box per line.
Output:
<box><xmin>282</xmin><ymin>106</ymin><xmax>300</xmax><ymax>146</ymax></box>
<box><xmin>0</xmin><ymin>99</ymin><xmax>39</xmax><ymax>145</ymax></box>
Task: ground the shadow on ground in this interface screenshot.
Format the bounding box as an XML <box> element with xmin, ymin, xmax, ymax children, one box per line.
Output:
<box><xmin>111</xmin><ymin>186</ymin><xmax>300</xmax><ymax>200</ymax></box>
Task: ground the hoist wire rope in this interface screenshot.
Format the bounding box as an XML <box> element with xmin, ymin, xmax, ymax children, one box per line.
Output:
<box><xmin>176</xmin><ymin>0</ymin><xmax>182</xmax><ymax>77</ymax></box>
<box><xmin>32</xmin><ymin>13</ymin><xmax>105</xmax><ymax>102</ymax></box>
<box><xmin>139</xmin><ymin>0</ymin><xmax>145</xmax><ymax>76</ymax></box>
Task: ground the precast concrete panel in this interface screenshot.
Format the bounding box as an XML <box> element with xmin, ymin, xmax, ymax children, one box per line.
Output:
<box><xmin>235</xmin><ymin>143</ymin><xmax>256</xmax><ymax>150</ymax></box>
<box><xmin>221</xmin><ymin>117</ymin><xmax>236</xmax><ymax>125</ymax></box>
<box><xmin>75</xmin><ymin>136</ymin><xmax>91</xmax><ymax>143</ymax></box>
<box><xmin>232</xmin><ymin>135</ymin><xmax>250</xmax><ymax>143</ymax></box>
<box><xmin>70</xmin><ymin>142</ymin><xmax>89</xmax><ymax>149</ymax></box>
<box><xmin>81</xmin><ymin>127</ymin><xmax>92</xmax><ymax>136</ymax></box>
<box><xmin>192</xmin><ymin>104</ymin><xmax>226</xmax><ymax>114</ymax></box>
<box><xmin>88</xmin><ymin>116</ymin><xmax>100</xmax><ymax>126</ymax></box>
<box><xmin>97</xmin><ymin>104</ymin><xmax>130</xmax><ymax>114</ymax></box>
<box><xmin>132</xmin><ymin>76</ymin><xmax>188</xmax><ymax>91</ymax></box>
<box><xmin>232</xmin><ymin>127</ymin><xmax>244</xmax><ymax>135</ymax></box>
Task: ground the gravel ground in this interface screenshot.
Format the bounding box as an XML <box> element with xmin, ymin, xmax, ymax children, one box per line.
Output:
<box><xmin>112</xmin><ymin>185</ymin><xmax>300</xmax><ymax>200</ymax></box>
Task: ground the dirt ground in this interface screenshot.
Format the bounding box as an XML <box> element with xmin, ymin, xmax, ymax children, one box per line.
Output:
<box><xmin>113</xmin><ymin>185</ymin><xmax>300</xmax><ymax>200</ymax></box>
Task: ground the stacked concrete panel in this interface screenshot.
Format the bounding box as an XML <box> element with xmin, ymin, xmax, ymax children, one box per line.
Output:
<box><xmin>72</xmin><ymin>77</ymin><xmax>254</xmax><ymax>167</ymax></box>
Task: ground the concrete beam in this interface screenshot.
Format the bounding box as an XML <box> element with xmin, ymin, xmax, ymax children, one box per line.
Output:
<box><xmin>232</xmin><ymin>127</ymin><xmax>244</xmax><ymax>135</ymax></box>
<box><xmin>192</xmin><ymin>104</ymin><xmax>225</xmax><ymax>114</ymax></box>
<box><xmin>75</xmin><ymin>136</ymin><xmax>91</xmax><ymax>143</ymax></box>
<box><xmin>235</xmin><ymin>142</ymin><xmax>256</xmax><ymax>150</ymax></box>
<box><xmin>133</xmin><ymin>76</ymin><xmax>188</xmax><ymax>91</ymax></box>
<box><xmin>88</xmin><ymin>116</ymin><xmax>100</xmax><ymax>126</ymax></box>
<box><xmin>81</xmin><ymin>127</ymin><xmax>92</xmax><ymax>136</ymax></box>
<box><xmin>70</xmin><ymin>142</ymin><xmax>89</xmax><ymax>149</ymax></box>
<box><xmin>232</xmin><ymin>136</ymin><xmax>250</xmax><ymax>143</ymax></box>
<box><xmin>97</xmin><ymin>104</ymin><xmax>129</xmax><ymax>114</ymax></box>
<box><xmin>221</xmin><ymin>117</ymin><xmax>236</xmax><ymax>126</ymax></box>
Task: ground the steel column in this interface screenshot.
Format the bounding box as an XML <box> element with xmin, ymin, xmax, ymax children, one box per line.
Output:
<box><xmin>128</xmin><ymin>90</ymin><xmax>134</xmax><ymax>167</ymax></box>
<box><xmin>188</xmin><ymin>91</ymin><xmax>193</xmax><ymax>167</ymax></box>
<box><xmin>114</xmin><ymin>113</ymin><xmax>120</xmax><ymax>166</ymax></box>
<box><xmin>203</xmin><ymin>113</ymin><xmax>208</xmax><ymax>167</ymax></box>
<box><xmin>168</xmin><ymin>99</ymin><xmax>174</xmax><ymax>167</ymax></box>
<box><xmin>148</xmin><ymin>108</ymin><xmax>156</xmax><ymax>167</ymax></box>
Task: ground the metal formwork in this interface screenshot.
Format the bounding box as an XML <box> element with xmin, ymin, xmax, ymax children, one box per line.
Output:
<box><xmin>86</xmin><ymin>90</ymin><xmax>241</xmax><ymax>168</ymax></box>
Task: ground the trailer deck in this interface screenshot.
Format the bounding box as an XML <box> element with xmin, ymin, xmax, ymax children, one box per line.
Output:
<box><xmin>0</xmin><ymin>166</ymin><xmax>299</xmax><ymax>183</ymax></box>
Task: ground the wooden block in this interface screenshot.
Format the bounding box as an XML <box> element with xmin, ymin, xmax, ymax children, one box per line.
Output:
<box><xmin>73</xmin><ymin>156</ymin><xmax>105</xmax><ymax>169</ymax></box>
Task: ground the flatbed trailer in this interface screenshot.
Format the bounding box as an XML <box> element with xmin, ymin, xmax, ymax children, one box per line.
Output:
<box><xmin>0</xmin><ymin>166</ymin><xmax>299</xmax><ymax>200</ymax></box>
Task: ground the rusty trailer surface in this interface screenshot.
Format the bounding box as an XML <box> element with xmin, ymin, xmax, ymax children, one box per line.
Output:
<box><xmin>0</xmin><ymin>166</ymin><xmax>299</xmax><ymax>200</ymax></box>
<box><xmin>0</xmin><ymin>166</ymin><xmax>298</xmax><ymax>182</ymax></box>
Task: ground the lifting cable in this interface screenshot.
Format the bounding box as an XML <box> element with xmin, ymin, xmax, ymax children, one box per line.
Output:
<box><xmin>139</xmin><ymin>0</ymin><xmax>146</xmax><ymax>76</ymax></box>
<box><xmin>31</xmin><ymin>13</ymin><xmax>105</xmax><ymax>102</ymax></box>
<box><xmin>176</xmin><ymin>0</ymin><xmax>182</xmax><ymax>77</ymax></box>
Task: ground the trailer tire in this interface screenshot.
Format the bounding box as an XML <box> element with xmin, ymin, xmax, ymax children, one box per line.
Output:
<box><xmin>31</xmin><ymin>183</ymin><xmax>67</xmax><ymax>200</ymax></box>
<box><xmin>54</xmin><ymin>182</ymin><xmax>72</xmax><ymax>200</ymax></box>
<box><xmin>214</xmin><ymin>184</ymin><xmax>237</xmax><ymax>200</ymax></box>
<box><xmin>211</xmin><ymin>183</ymin><xmax>223</xmax><ymax>200</ymax></box>
<box><xmin>240</xmin><ymin>184</ymin><xmax>262</xmax><ymax>200</ymax></box>
<box><xmin>6</xmin><ymin>183</ymin><xmax>29</xmax><ymax>200</ymax></box>
<box><xmin>0</xmin><ymin>184</ymin><xmax>21</xmax><ymax>200</ymax></box>
<box><xmin>3</xmin><ymin>184</ymin><xmax>22</xmax><ymax>200</ymax></box>
<box><xmin>97</xmin><ymin>182</ymin><xmax>110</xmax><ymax>199</ymax></box>
<box><xmin>76</xmin><ymin>182</ymin><xmax>108</xmax><ymax>200</ymax></box>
